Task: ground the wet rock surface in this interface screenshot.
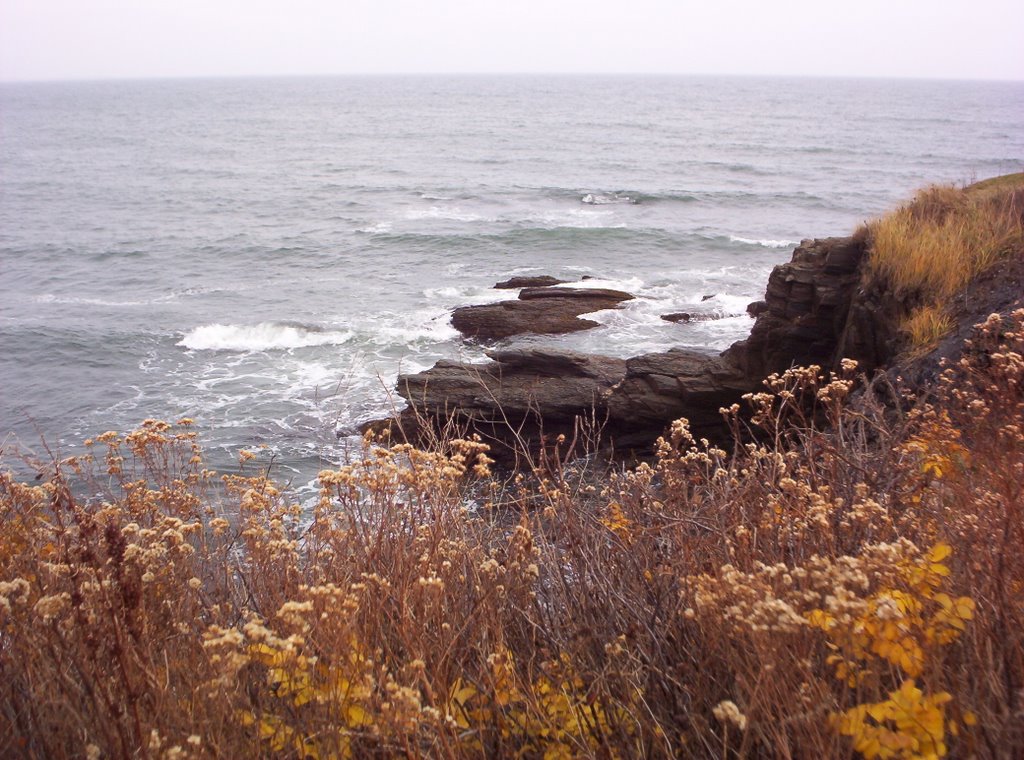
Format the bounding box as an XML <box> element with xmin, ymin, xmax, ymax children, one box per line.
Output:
<box><xmin>660</xmin><ymin>311</ymin><xmax>724</xmax><ymax>324</ymax></box>
<box><xmin>392</xmin><ymin>346</ymin><xmax>748</xmax><ymax>464</ymax></box>
<box><xmin>450</xmin><ymin>287</ymin><xmax>633</xmax><ymax>340</ymax></box>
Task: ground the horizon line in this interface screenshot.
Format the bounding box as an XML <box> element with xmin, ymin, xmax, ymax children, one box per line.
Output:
<box><xmin>2</xmin><ymin>70</ymin><xmax>1023</xmax><ymax>86</ymax></box>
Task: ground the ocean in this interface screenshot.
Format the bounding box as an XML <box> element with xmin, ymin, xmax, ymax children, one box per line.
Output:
<box><xmin>1</xmin><ymin>75</ymin><xmax>1022</xmax><ymax>494</ymax></box>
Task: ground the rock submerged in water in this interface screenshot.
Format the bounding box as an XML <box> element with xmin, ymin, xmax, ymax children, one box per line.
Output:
<box><xmin>661</xmin><ymin>311</ymin><xmax>725</xmax><ymax>324</ymax></box>
<box><xmin>450</xmin><ymin>286</ymin><xmax>633</xmax><ymax>340</ymax></box>
<box><xmin>493</xmin><ymin>275</ymin><xmax>568</xmax><ymax>289</ymax></box>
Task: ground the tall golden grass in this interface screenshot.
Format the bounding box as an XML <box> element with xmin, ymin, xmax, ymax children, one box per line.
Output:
<box><xmin>866</xmin><ymin>174</ymin><xmax>1024</xmax><ymax>347</ymax></box>
<box><xmin>3</xmin><ymin>307</ymin><xmax>1023</xmax><ymax>758</ymax></box>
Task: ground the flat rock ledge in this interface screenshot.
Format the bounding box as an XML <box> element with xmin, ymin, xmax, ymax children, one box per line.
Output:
<box><xmin>391</xmin><ymin>347</ymin><xmax>746</xmax><ymax>464</ymax></box>
<box><xmin>451</xmin><ymin>287</ymin><xmax>633</xmax><ymax>341</ymax></box>
<box><xmin>377</xmin><ymin>236</ymin><xmax>877</xmax><ymax>464</ymax></box>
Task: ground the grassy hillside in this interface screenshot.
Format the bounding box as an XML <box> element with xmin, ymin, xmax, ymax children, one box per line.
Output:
<box><xmin>2</xmin><ymin>182</ymin><xmax>1024</xmax><ymax>758</ymax></box>
<box><xmin>866</xmin><ymin>174</ymin><xmax>1024</xmax><ymax>348</ymax></box>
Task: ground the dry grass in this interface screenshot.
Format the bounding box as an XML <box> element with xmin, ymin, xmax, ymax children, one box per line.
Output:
<box><xmin>869</xmin><ymin>178</ymin><xmax>1024</xmax><ymax>300</ymax></box>
<box><xmin>902</xmin><ymin>304</ymin><xmax>955</xmax><ymax>355</ymax></box>
<box><xmin>2</xmin><ymin>308</ymin><xmax>1023</xmax><ymax>758</ymax></box>
<box><xmin>865</xmin><ymin>175</ymin><xmax>1024</xmax><ymax>348</ymax></box>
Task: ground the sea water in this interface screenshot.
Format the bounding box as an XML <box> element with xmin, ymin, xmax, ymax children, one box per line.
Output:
<box><xmin>2</xmin><ymin>75</ymin><xmax>1022</xmax><ymax>493</ymax></box>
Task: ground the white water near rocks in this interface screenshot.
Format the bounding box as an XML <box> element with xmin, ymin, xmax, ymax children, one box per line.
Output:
<box><xmin>2</xmin><ymin>75</ymin><xmax>1022</xmax><ymax>494</ymax></box>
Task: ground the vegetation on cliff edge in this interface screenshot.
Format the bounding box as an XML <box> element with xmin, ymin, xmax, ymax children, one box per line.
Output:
<box><xmin>866</xmin><ymin>174</ymin><xmax>1024</xmax><ymax>348</ymax></box>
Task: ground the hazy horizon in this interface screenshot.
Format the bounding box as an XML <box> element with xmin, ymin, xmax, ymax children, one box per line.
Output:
<box><xmin>2</xmin><ymin>71</ymin><xmax>1023</xmax><ymax>86</ymax></box>
<box><xmin>3</xmin><ymin>0</ymin><xmax>1023</xmax><ymax>84</ymax></box>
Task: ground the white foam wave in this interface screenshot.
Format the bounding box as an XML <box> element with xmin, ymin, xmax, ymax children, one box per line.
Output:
<box><xmin>422</xmin><ymin>285</ymin><xmax>513</xmax><ymax>306</ymax></box>
<box><xmin>550</xmin><ymin>276</ymin><xmax>646</xmax><ymax>294</ymax></box>
<box><xmin>728</xmin><ymin>236</ymin><xmax>800</xmax><ymax>249</ymax></box>
<box><xmin>373</xmin><ymin>320</ymin><xmax>460</xmax><ymax>345</ymax></box>
<box><xmin>527</xmin><ymin>209</ymin><xmax>627</xmax><ymax>229</ymax></box>
<box><xmin>35</xmin><ymin>293</ymin><xmax>150</xmax><ymax>307</ymax></box>
<box><xmin>35</xmin><ymin>292</ymin><xmax>191</xmax><ymax>307</ymax></box>
<box><xmin>356</xmin><ymin>222</ymin><xmax>393</xmax><ymax>234</ymax></box>
<box><xmin>581</xmin><ymin>192</ymin><xmax>637</xmax><ymax>205</ymax></box>
<box><xmin>403</xmin><ymin>206</ymin><xmax>491</xmax><ymax>223</ymax></box>
<box><xmin>178</xmin><ymin>322</ymin><xmax>354</xmax><ymax>352</ymax></box>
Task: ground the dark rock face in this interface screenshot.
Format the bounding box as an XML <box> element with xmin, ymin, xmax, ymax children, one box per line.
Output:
<box><xmin>396</xmin><ymin>349</ymin><xmax>628</xmax><ymax>462</ymax></box>
<box><xmin>747</xmin><ymin>300</ymin><xmax>769</xmax><ymax>317</ymax></box>
<box><xmin>494</xmin><ymin>275</ymin><xmax>568</xmax><ymax>289</ymax></box>
<box><xmin>835</xmin><ymin>284</ymin><xmax>904</xmax><ymax>375</ymax></box>
<box><xmin>724</xmin><ymin>237</ymin><xmax>867</xmax><ymax>379</ymax></box>
<box><xmin>450</xmin><ymin>288</ymin><xmax>633</xmax><ymax>340</ymax></box>
<box><xmin>605</xmin><ymin>350</ymin><xmax>749</xmax><ymax>448</ymax></box>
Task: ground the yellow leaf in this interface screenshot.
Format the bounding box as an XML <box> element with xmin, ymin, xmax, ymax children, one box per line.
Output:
<box><xmin>292</xmin><ymin>684</ymin><xmax>316</xmax><ymax>707</ymax></box>
<box><xmin>953</xmin><ymin>597</ymin><xmax>975</xmax><ymax>620</ymax></box>
<box><xmin>346</xmin><ymin>703</ymin><xmax>372</xmax><ymax>728</ymax></box>
<box><xmin>867</xmin><ymin>703</ymin><xmax>890</xmax><ymax>722</ymax></box>
<box><xmin>452</xmin><ymin>683</ymin><xmax>477</xmax><ymax>706</ymax></box>
<box><xmin>929</xmin><ymin>562</ymin><xmax>951</xmax><ymax>577</ymax></box>
<box><xmin>249</xmin><ymin>643</ymin><xmax>281</xmax><ymax>665</ymax></box>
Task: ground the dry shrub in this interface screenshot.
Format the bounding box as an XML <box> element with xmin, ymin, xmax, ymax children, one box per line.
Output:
<box><xmin>2</xmin><ymin>311</ymin><xmax>1024</xmax><ymax>758</ymax></box>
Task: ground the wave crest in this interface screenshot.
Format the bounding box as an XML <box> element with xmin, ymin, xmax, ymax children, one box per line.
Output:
<box><xmin>728</xmin><ymin>236</ymin><xmax>800</xmax><ymax>249</ymax></box>
<box><xmin>178</xmin><ymin>322</ymin><xmax>354</xmax><ymax>352</ymax></box>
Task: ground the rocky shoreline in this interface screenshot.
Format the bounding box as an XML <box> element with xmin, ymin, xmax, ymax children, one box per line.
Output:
<box><xmin>373</xmin><ymin>234</ymin><xmax>905</xmax><ymax>464</ymax></box>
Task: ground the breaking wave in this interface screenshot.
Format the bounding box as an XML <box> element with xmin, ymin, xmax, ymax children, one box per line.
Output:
<box><xmin>728</xmin><ymin>236</ymin><xmax>801</xmax><ymax>249</ymax></box>
<box><xmin>178</xmin><ymin>322</ymin><xmax>354</xmax><ymax>352</ymax></box>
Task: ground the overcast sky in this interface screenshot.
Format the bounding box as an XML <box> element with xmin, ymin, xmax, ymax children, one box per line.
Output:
<box><xmin>1</xmin><ymin>0</ymin><xmax>1022</xmax><ymax>82</ymax></box>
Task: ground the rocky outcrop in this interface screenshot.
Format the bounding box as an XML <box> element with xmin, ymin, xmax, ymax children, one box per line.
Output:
<box><xmin>395</xmin><ymin>349</ymin><xmax>628</xmax><ymax>462</ymax></box>
<box><xmin>450</xmin><ymin>287</ymin><xmax>633</xmax><ymax>340</ymax></box>
<box><xmin>385</xmin><ymin>235</ymin><xmax>890</xmax><ymax>464</ymax></box>
<box><xmin>724</xmin><ymin>236</ymin><xmax>867</xmax><ymax>379</ymax></box>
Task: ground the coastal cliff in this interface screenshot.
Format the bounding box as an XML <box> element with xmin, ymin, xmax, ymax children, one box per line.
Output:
<box><xmin>384</xmin><ymin>176</ymin><xmax>1024</xmax><ymax>464</ymax></box>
